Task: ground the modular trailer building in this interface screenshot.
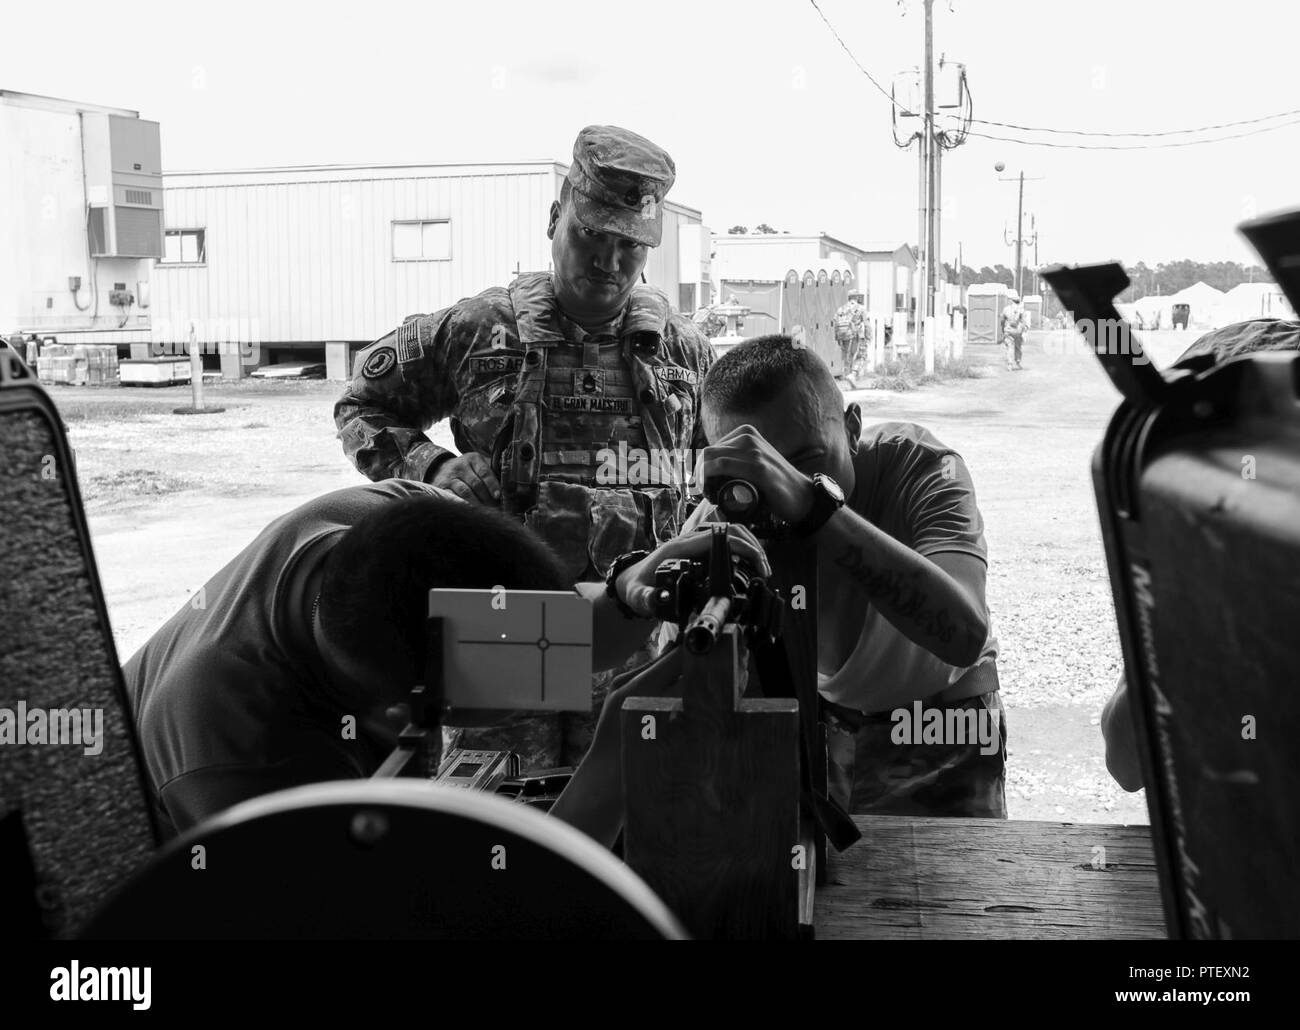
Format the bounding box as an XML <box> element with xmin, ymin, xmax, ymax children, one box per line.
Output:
<box><xmin>153</xmin><ymin>162</ymin><xmax>711</xmax><ymax>379</ymax></box>
<box><xmin>0</xmin><ymin>90</ymin><xmax>162</xmax><ymax>350</ymax></box>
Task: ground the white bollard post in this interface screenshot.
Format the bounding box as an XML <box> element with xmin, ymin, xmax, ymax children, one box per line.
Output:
<box><xmin>923</xmin><ymin>316</ymin><xmax>936</xmax><ymax>375</ymax></box>
<box><xmin>189</xmin><ymin>329</ymin><xmax>204</xmax><ymax>410</ymax></box>
<box><xmin>867</xmin><ymin>315</ymin><xmax>882</xmax><ymax>372</ymax></box>
<box><xmin>952</xmin><ymin>311</ymin><xmax>965</xmax><ymax>360</ymax></box>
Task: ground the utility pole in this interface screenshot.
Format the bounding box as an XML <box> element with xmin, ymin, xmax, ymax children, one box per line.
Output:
<box><xmin>896</xmin><ymin>1</ymin><xmax>966</xmax><ymax>323</ymax></box>
<box><xmin>1031</xmin><ymin>218</ymin><xmax>1039</xmax><ymax>297</ymax></box>
<box><xmin>917</xmin><ymin>122</ymin><xmax>927</xmax><ymax>321</ymax></box>
<box><xmin>924</xmin><ymin>0</ymin><xmax>937</xmax><ymax>319</ymax></box>
<box><xmin>998</xmin><ymin>166</ymin><xmax>1043</xmax><ymax>296</ymax></box>
<box><xmin>1014</xmin><ymin>171</ymin><xmax>1024</xmax><ymax>296</ymax></box>
<box><xmin>935</xmin><ymin>133</ymin><xmax>944</xmax><ymax>311</ymax></box>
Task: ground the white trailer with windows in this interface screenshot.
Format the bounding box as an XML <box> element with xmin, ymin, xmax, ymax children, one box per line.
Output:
<box><xmin>154</xmin><ymin>162</ymin><xmax>705</xmax><ymax>379</ymax></box>
<box><xmin>0</xmin><ymin>91</ymin><xmax>163</xmax><ymax>359</ymax></box>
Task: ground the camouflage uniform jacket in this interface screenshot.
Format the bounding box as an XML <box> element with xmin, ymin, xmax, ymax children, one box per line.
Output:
<box><xmin>335</xmin><ymin>272</ymin><xmax>716</xmax><ymax>582</ymax></box>
<box><xmin>1001</xmin><ymin>304</ymin><xmax>1028</xmax><ymax>338</ymax></box>
<box><xmin>834</xmin><ymin>300</ymin><xmax>866</xmax><ymax>340</ymax></box>
<box><xmin>692</xmin><ymin>306</ymin><xmax>727</xmax><ymax>339</ymax></box>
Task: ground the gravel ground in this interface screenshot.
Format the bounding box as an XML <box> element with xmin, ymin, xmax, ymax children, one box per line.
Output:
<box><xmin>52</xmin><ymin>327</ymin><xmax>1203</xmax><ymax>824</ymax></box>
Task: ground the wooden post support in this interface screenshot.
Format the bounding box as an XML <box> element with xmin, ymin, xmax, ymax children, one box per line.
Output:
<box><xmin>763</xmin><ymin>537</ymin><xmax>827</xmax><ymax>885</ymax></box>
<box><xmin>622</xmin><ymin>625</ymin><xmax>807</xmax><ymax>939</ymax></box>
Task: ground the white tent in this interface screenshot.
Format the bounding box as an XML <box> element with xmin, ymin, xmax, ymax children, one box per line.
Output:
<box><xmin>1220</xmin><ymin>282</ymin><xmax>1294</xmax><ymax>322</ymax></box>
<box><xmin>1172</xmin><ymin>281</ymin><xmax>1225</xmax><ymax>309</ymax></box>
<box><xmin>1130</xmin><ymin>282</ymin><xmax>1226</xmax><ymax>330</ymax></box>
<box><xmin>1177</xmin><ymin>282</ymin><xmax>1228</xmax><ymax>328</ymax></box>
<box><xmin>1130</xmin><ymin>294</ymin><xmax>1172</xmax><ymax>329</ymax></box>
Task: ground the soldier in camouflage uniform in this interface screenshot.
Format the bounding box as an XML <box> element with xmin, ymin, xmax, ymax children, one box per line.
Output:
<box><xmin>692</xmin><ymin>305</ymin><xmax>727</xmax><ymax>340</ymax></box>
<box><xmin>833</xmin><ymin>293</ymin><xmax>867</xmax><ymax>378</ymax></box>
<box><xmin>334</xmin><ymin>126</ymin><xmax>715</xmax><ymax>772</ymax></box>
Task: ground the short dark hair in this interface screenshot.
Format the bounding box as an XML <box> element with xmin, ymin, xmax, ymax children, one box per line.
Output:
<box><xmin>560</xmin><ymin>178</ymin><xmax>573</xmax><ymax>209</ymax></box>
<box><xmin>700</xmin><ymin>333</ymin><xmax>843</xmax><ymax>426</ymax></box>
<box><xmin>318</xmin><ymin>496</ymin><xmax>569</xmax><ymax>682</ymax></box>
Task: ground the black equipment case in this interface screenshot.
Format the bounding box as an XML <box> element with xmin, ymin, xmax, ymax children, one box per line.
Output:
<box><xmin>1042</xmin><ymin>209</ymin><xmax>1300</xmax><ymax>939</ymax></box>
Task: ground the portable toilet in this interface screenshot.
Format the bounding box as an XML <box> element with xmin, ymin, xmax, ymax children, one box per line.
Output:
<box><xmin>1022</xmin><ymin>294</ymin><xmax>1043</xmax><ymax>329</ymax></box>
<box><xmin>965</xmin><ymin>283</ymin><xmax>1010</xmax><ymax>344</ymax></box>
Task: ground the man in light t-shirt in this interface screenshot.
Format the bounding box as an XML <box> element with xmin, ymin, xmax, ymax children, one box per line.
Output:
<box><xmin>632</xmin><ymin>334</ymin><xmax>1006</xmax><ymax>817</ymax></box>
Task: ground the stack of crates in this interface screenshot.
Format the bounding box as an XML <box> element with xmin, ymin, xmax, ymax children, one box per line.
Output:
<box><xmin>36</xmin><ymin>345</ymin><xmax>75</xmax><ymax>384</ymax></box>
<box><xmin>36</xmin><ymin>345</ymin><xmax>119</xmax><ymax>386</ymax></box>
<box><xmin>82</xmin><ymin>345</ymin><xmax>119</xmax><ymax>386</ymax></box>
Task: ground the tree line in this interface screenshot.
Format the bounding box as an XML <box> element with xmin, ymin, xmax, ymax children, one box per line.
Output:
<box><xmin>943</xmin><ymin>259</ymin><xmax>1272</xmax><ymax>304</ymax></box>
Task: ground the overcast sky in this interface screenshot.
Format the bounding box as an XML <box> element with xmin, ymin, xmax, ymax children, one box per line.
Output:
<box><xmin>8</xmin><ymin>0</ymin><xmax>1298</xmax><ymax>270</ymax></box>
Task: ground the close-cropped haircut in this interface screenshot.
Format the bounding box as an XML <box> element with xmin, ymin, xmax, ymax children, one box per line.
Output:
<box><xmin>700</xmin><ymin>333</ymin><xmax>844</xmax><ymax>426</ymax></box>
<box><xmin>318</xmin><ymin>496</ymin><xmax>569</xmax><ymax>682</ymax></box>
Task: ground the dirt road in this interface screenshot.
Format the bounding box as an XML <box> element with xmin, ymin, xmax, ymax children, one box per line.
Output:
<box><xmin>56</xmin><ymin>328</ymin><xmax>1201</xmax><ymax>823</ymax></box>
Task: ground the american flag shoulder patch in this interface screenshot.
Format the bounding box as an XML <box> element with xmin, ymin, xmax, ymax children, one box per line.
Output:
<box><xmin>396</xmin><ymin>319</ymin><xmax>422</xmax><ymax>363</ymax></box>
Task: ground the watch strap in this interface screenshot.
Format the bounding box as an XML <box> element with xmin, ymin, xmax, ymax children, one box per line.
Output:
<box><xmin>792</xmin><ymin>475</ymin><xmax>843</xmax><ymax>539</ymax></box>
<box><xmin>605</xmin><ymin>549</ymin><xmax>651</xmax><ymax>619</ymax></box>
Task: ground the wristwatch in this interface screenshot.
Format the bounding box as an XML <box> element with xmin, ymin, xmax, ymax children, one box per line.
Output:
<box><xmin>605</xmin><ymin>549</ymin><xmax>651</xmax><ymax>619</ymax></box>
<box><xmin>791</xmin><ymin>474</ymin><xmax>845</xmax><ymax>539</ymax></box>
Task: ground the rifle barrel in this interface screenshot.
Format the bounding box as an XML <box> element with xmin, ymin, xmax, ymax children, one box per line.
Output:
<box><xmin>685</xmin><ymin>596</ymin><xmax>733</xmax><ymax>654</ymax></box>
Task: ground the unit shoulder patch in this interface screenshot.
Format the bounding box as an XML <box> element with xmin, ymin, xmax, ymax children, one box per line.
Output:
<box><xmin>362</xmin><ymin>348</ymin><xmax>397</xmax><ymax>379</ymax></box>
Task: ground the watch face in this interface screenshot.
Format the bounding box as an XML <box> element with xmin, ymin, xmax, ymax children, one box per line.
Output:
<box><xmin>816</xmin><ymin>474</ymin><xmax>845</xmax><ymax>503</ymax></box>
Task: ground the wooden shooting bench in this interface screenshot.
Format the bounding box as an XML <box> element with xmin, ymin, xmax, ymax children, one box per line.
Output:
<box><xmin>815</xmin><ymin>816</ymin><xmax>1164</xmax><ymax>940</ymax></box>
<box><xmin>615</xmin><ymin>530</ymin><xmax>1170</xmax><ymax>941</ymax></box>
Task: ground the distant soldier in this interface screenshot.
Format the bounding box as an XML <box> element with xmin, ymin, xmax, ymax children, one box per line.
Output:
<box><xmin>692</xmin><ymin>304</ymin><xmax>726</xmax><ymax>339</ymax></box>
<box><xmin>334</xmin><ymin>125</ymin><xmax>715</xmax><ymax>772</ymax></box>
<box><xmin>1001</xmin><ymin>290</ymin><xmax>1029</xmax><ymax>370</ymax></box>
<box><xmin>833</xmin><ymin>291</ymin><xmax>867</xmax><ymax>377</ymax></box>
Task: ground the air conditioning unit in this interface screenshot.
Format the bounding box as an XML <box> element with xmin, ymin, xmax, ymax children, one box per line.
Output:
<box><xmin>89</xmin><ymin>116</ymin><xmax>163</xmax><ymax>259</ymax></box>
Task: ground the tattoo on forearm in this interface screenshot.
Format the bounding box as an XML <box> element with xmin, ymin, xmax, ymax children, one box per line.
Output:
<box><xmin>832</xmin><ymin>544</ymin><xmax>957</xmax><ymax>645</ymax></box>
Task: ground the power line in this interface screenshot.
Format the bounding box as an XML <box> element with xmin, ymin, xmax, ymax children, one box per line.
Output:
<box><xmin>807</xmin><ymin>0</ymin><xmax>1300</xmax><ymax>149</ymax></box>
<box><xmin>806</xmin><ymin>0</ymin><xmax>906</xmax><ymax>110</ymax></box>
<box><xmin>939</xmin><ymin>107</ymin><xmax>1300</xmax><ymax>139</ymax></box>
<box><xmin>961</xmin><ymin>117</ymin><xmax>1300</xmax><ymax>150</ymax></box>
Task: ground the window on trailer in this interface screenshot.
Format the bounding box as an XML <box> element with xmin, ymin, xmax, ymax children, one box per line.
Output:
<box><xmin>393</xmin><ymin>220</ymin><xmax>451</xmax><ymax>261</ymax></box>
<box><xmin>162</xmin><ymin>229</ymin><xmax>206</xmax><ymax>265</ymax></box>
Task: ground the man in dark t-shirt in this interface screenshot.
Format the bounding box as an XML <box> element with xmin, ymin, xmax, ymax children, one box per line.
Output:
<box><xmin>123</xmin><ymin>481</ymin><xmax>571</xmax><ymax>838</ymax></box>
<box><xmin>643</xmin><ymin>334</ymin><xmax>1006</xmax><ymax>817</ymax></box>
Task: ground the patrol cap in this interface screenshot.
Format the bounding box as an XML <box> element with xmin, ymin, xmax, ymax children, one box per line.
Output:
<box><xmin>566</xmin><ymin>125</ymin><xmax>676</xmax><ymax>247</ymax></box>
